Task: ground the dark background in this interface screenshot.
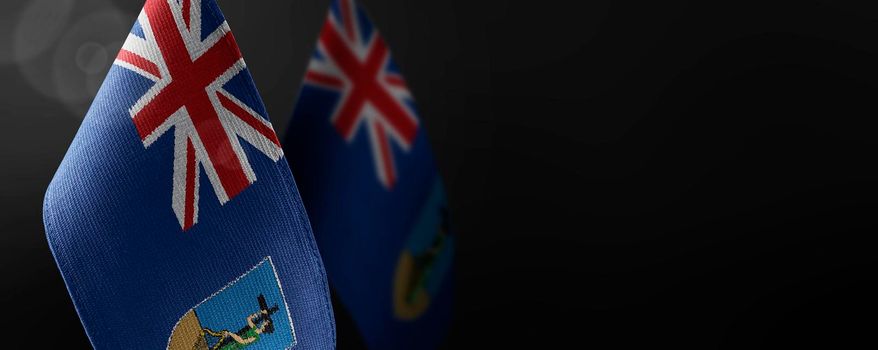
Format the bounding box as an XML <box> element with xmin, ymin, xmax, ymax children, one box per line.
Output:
<box><xmin>2</xmin><ymin>0</ymin><xmax>878</xmax><ymax>348</ymax></box>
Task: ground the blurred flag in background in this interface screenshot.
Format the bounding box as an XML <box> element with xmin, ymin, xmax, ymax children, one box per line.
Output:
<box><xmin>43</xmin><ymin>1</ymin><xmax>335</xmax><ymax>348</ymax></box>
<box><xmin>284</xmin><ymin>0</ymin><xmax>454</xmax><ymax>348</ymax></box>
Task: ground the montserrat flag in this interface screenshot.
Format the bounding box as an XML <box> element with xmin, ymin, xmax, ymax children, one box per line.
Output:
<box><xmin>284</xmin><ymin>0</ymin><xmax>454</xmax><ymax>348</ymax></box>
<box><xmin>43</xmin><ymin>1</ymin><xmax>335</xmax><ymax>349</ymax></box>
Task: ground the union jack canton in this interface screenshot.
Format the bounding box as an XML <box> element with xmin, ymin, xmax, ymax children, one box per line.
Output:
<box><xmin>302</xmin><ymin>0</ymin><xmax>420</xmax><ymax>188</ymax></box>
<box><xmin>115</xmin><ymin>0</ymin><xmax>283</xmax><ymax>230</ymax></box>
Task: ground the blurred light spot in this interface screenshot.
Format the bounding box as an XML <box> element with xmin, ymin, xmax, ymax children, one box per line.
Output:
<box><xmin>75</xmin><ymin>42</ymin><xmax>110</xmax><ymax>75</ymax></box>
<box><xmin>0</xmin><ymin>2</ymin><xmax>30</xmax><ymax>64</ymax></box>
<box><xmin>18</xmin><ymin>8</ymin><xmax>129</xmax><ymax>117</ymax></box>
<box><xmin>10</xmin><ymin>0</ymin><xmax>75</xmax><ymax>64</ymax></box>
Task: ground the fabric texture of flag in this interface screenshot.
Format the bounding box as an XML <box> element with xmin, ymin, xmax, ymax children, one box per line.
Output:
<box><xmin>285</xmin><ymin>0</ymin><xmax>454</xmax><ymax>348</ymax></box>
<box><xmin>43</xmin><ymin>1</ymin><xmax>335</xmax><ymax>349</ymax></box>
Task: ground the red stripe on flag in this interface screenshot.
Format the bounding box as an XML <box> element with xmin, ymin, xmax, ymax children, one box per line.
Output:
<box><xmin>305</xmin><ymin>71</ymin><xmax>345</xmax><ymax>89</ymax></box>
<box><xmin>117</xmin><ymin>49</ymin><xmax>161</xmax><ymax>79</ymax></box>
<box><xmin>183</xmin><ymin>138</ymin><xmax>196</xmax><ymax>230</ymax></box>
<box><xmin>182</xmin><ymin>0</ymin><xmax>191</xmax><ymax>30</ymax></box>
<box><xmin>340</xmin><ymin>0</ymin><xmax>355</xmax><ymax>41</ymax></box>
<box><xmin>374</xmin><ymin>121</ymin><xmax>396</xmax><ymax>188</ymax></box>
<box><xmin>385</xmin><ymin>74</ymin><xmax>406</xmax><ymax>88</ymax></box>
<box><xmin>187</xmin><ymin>92</ymin><xmax>250</xmax><ymax>200</ymax></box>
<box><xmin>217</xmin><ymin>93</ymin><xmax>281</xmax><ymax>147</ymax></box>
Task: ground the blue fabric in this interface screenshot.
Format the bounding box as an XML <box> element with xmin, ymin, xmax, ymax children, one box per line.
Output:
<box><xmin>131</xmin><ymin>19</ymin><xmax>145</xmax><ymax>39</ymax></box>
<box><xmin>284</xmin><ymin>1</ymin><xmax>454</xmax><ymax>348</ymax></box>
<box><xmin>43</xmin><ymin>1</ymin><xmax>335</xmax><ymax>349</ymax></box>
<box><xmin>199</xmin><ymin>0</ymin><xmax>224</xmax><ymax>41</ymax></box>
<box><xmin>355</xmin><ymin>5</ymin><xmax>374</xmax><ymax>44</ymax></box>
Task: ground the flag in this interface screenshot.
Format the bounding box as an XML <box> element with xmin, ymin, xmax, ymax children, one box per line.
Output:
<box><xmin>284</xmin><ymin>0</ymin><xmax>454</xmax><ymax>348</ymax></box>
<box><xmin>43</xmin><ymin>1</ymin><xmax>335</xmax><ymax>349</ymax></box>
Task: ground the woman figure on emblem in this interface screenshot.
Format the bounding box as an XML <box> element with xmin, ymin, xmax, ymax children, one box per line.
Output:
<box><xmin>204</xmin><ymin>309</ymin><xmax>271</xmax><ymax>350</ymax></box>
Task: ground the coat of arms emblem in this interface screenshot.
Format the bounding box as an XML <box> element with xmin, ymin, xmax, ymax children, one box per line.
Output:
<box><xmin>167</xmin><ymin>257</ymin><xmax>296</xmax><ymax>350</ymax></box>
